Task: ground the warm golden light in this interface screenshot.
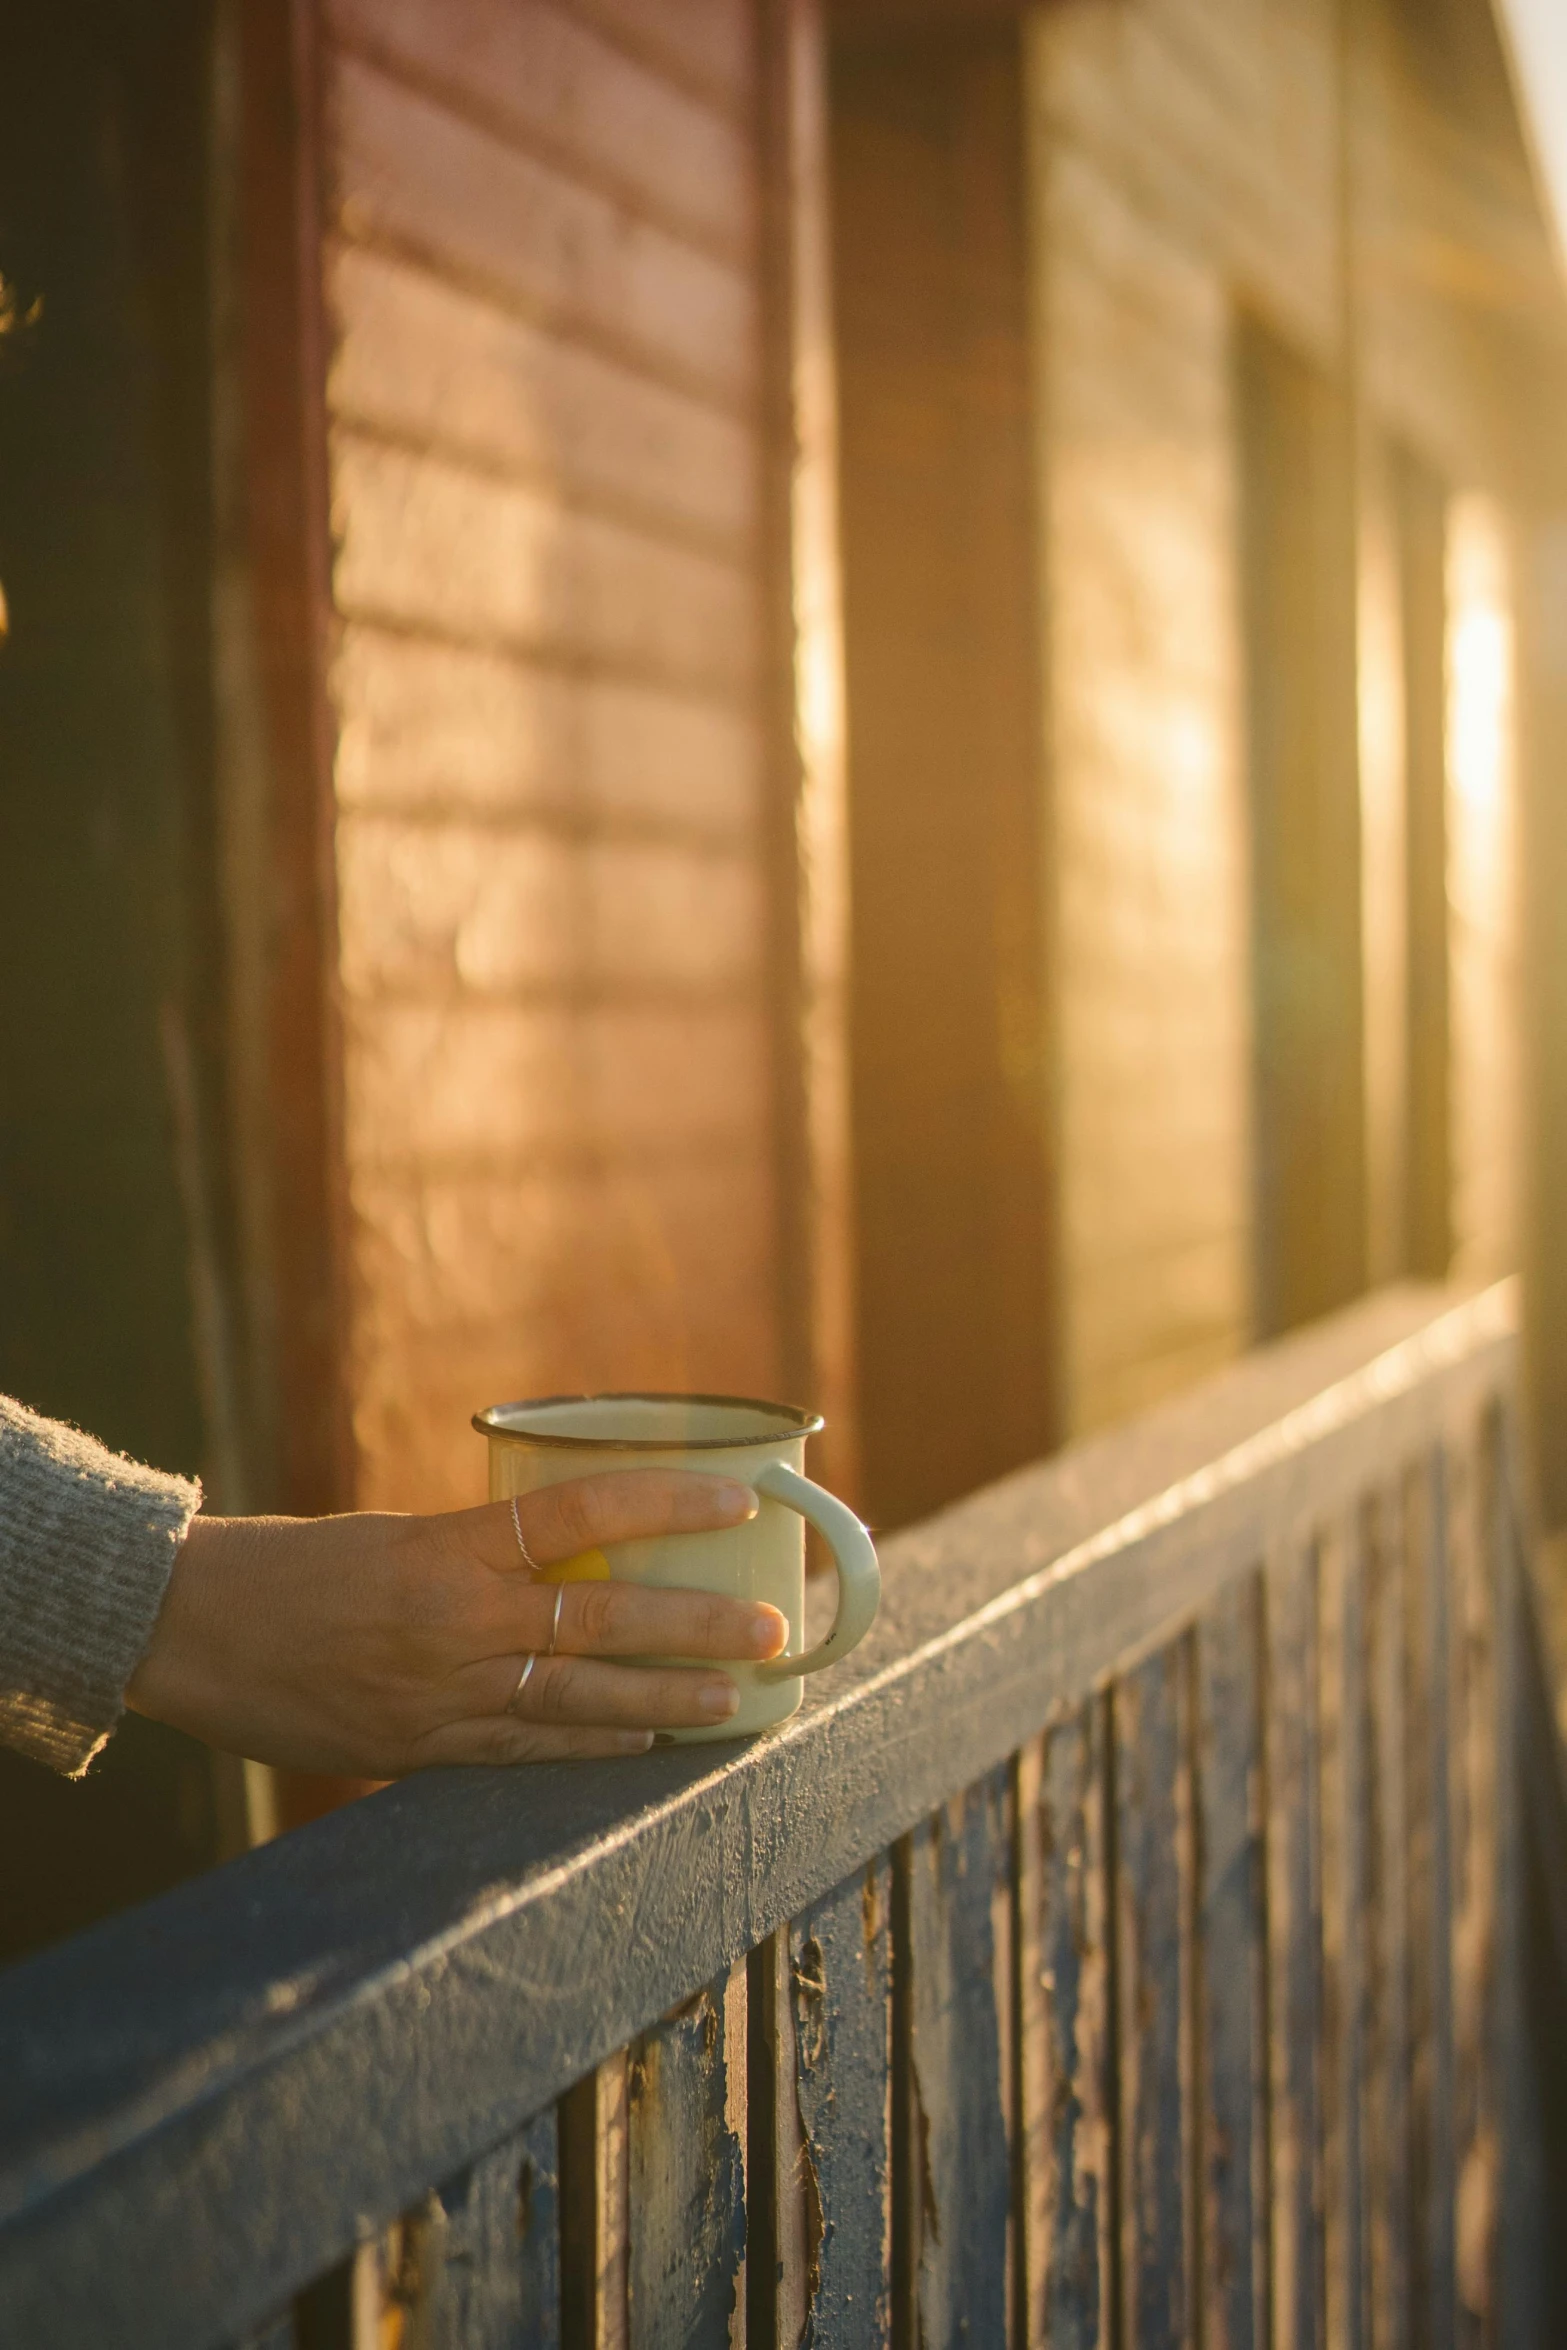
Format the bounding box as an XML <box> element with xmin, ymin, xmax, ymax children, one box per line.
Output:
<box><xmin>1446</xmin><ymin>494</ymin><xmax>1520</xmax><ymax>1283</ymax></box>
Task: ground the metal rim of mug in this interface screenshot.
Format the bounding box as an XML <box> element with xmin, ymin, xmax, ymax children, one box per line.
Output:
<box><xmin>472</xmin><ymin>1389</ymin><xmax>825</xmax><ymax>1450</ymax></box>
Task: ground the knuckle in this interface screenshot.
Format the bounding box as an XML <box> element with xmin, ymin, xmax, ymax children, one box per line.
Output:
<box><xmin>534</xmin><ymin>1658</ymin><xmax>577</xmax><ymax>1723</ymax></box>
<box><xmin>575</xmin><ymin>1583</ymin><xmax>617</xmax><ymax>1650</ymax></box>
<box><xmin>547</xmin><ymin>1480</ymin><xmax>600</xmax><ymax>1553</ymax></box>
<box><xmin>485</xmin><ymin>1718</ymin><xmax>535</xmax><ymax>1765</ymax></box>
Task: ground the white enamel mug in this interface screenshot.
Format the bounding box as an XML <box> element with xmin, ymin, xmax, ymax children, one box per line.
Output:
<box><xmin>474</xmin><ymin>1392</ymin><xmax>880</xmax><ymax>1741</ymax></box>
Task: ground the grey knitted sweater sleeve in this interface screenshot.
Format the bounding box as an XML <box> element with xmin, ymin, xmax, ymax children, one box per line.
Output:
<box><xmin>0</xmin><ymin>1395</ymin><xmax>201</xmax><ymax>1777</ymax></box>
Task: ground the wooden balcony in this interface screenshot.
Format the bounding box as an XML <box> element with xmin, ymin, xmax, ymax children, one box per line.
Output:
<box><xmin>1</xmin><ymin>1280</ymin><xmax>1562</xmax><ymax>2346</ymax></box>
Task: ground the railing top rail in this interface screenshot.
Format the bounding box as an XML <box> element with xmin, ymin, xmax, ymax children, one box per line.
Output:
<box><xmin>0</xmin><ymin>1281</ymin><xmax>1518</xmax><ymax>2344</ymax></box>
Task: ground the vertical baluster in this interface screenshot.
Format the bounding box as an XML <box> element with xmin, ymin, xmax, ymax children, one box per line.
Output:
<box><xmin>1264</xmin><ymin>1535</ymin><xmax>1322</xmax><ymax>2350</ymax></box>
<box><xmin>1017</xmin><ymin>1700</ymin><xmax>1113</xmax><ymax>2349</ymax></box>
<box><xmin>786</xmin><ymin>1858</ymin><xmax>894</xmax><ymax>2344</ymax></box>
<box><xmin>1362</xmin><ymin>1486</ymin><xmax>1411</xmax><ymax>2350</ymax></box>
<box><xmin>397</xmin><ymin>2113</ymin><xmax>561</xmax><ymax>2350</ymax></box>
<box><xmin>562</xmin><ymin>2055</ymin><xmax>630</xmax><ymax>2350</ymax></box>
<box><xmin>747</xmin><ymin>1930</ymin><xmax>806</xmax><ymax>2350</ymax></box>
<box><xmin>1448</xmin><ymin>1424</ymin><xmax>1500</xmax><ymax>2347</ymax></box>
<box><xmin>752</xmin><ymin>1860</ymin><xmax>894</xmax><ymax>2346</ymax></box>
<box><xmin>1194</xmin><ymin>1574</ymin><xmax>1267</xmax><ymax>2350</ymax></box>
<box><xmin>1406</xmin><ymin>1444</ymin><xmax>1458</xmax><ymax>2350</ymax></box>
<box><xmin>623</xmin><ymin>1969</ymin><xmax>747</xmax><ymax>2350</ymax></box>
<box><xmin>1319</xmin><ymin>1513</ymin><xmax>1369</xmax><ymax>2350</ymax></box>
<box><xmin>1113</xmin><ymin>1636</ymin><xmax>1196</xmax><ymax>2350</ymax></box>
<box><xmin>895</xmin><ymin>1765</ymin><xmax>1016</xmax><ymax>2346</ymax></box>
<box><xmin>238</xmin><ymin>2314</ymin><xmax>297</xmax><ymax>2350</ymax></box>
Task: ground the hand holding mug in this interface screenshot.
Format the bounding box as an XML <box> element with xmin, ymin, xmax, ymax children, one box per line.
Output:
<box><xmin>127</xmin><ymin>1471</ymin><xmax>793</xmax><ymax>1775</ymax></box>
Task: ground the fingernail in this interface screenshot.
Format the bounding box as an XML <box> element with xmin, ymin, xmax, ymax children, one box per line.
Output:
<box><xmin>746</xmin><ymin>1604</ymin><xmax>788</xmax><ymax>1655</ymax></box>
<box><xmin>699</xmin><ymin>1679</ymin><xmax>740</xmax><ymax>1719</ymax></box>
<box><xmin>716</xmin><ymin>1480</ymin><xmax>758</xmax><ymax>1520</ymax></box>
<box><xmin>617</xmin><ymin>1730</ymin><xmax>654</xmax><ymax>1753</ymax></box>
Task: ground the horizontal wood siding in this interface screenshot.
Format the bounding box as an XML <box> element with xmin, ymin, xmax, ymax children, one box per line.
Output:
<box><xmin>315</xmin><ymin>0</ymin><xmax>776</xmax><ymax>1508</ymax></box>
<box><xmin>1020</xmin><ymin>0</ymin><xmax>1564</xmax><ymax>1433</ymax></box>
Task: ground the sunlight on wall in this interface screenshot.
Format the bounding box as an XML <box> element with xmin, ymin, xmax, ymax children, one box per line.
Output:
<box><xmin>1358</xmin><ymin>457</ymin><xmax>1409</xmax><ymax>1287</ymax></box>
<box><xmin>1446</xmin><ymin>494</ymin><xmax>1520</xmax><ymax>1283</ymax></box>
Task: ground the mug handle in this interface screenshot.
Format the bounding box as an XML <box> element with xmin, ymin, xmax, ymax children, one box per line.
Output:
<box><xmin>751</xmin><ymin>1460</ymin><xmax>880</xmax><ymax>1681</ymax></box>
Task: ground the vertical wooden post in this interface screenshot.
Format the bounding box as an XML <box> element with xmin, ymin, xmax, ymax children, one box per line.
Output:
<box><xmin>828</xmin><ymin>13</ymin><xmax>1057</xmax><ymax>1529</ymax></box>
<box><xmin>235</xmin><ymin>0</ymin><xmax>350</xmax><ymax>1517</ymax></box>
<box><xmin>756</xmin><ymin>0</ymin><xmax>859</xmax><ymax>1497</ymax></box>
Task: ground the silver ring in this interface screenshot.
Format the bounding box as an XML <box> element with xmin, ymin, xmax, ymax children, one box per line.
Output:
<box><xmin>547</xmin><ymin>1583</ymin><xmax>565</xmax><ymax>1658</ymax></box>
<box><xmin>507</xmin><ymin>1653</ymin><xmax>538</xmax><ymax>1716</ymax></box>
<box><xmin>510</xmin><ymin>1494</ymin><xmax>541</xmax><ymax>1574</ymax></box>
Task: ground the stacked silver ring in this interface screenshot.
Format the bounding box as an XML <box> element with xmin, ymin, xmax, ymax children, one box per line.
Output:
<box><xmin>506</xmin><ymin>1583</ymin><xmax>567</xmax><ymax>1716</ymax></box>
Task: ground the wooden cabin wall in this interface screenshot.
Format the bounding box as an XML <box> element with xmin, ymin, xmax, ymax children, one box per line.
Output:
<box><xmin>1015</xmin><ymin>0</ymin><xmax>1567</xmax><ymax>1436</ymax></box>
<box><xmin>307</xmin><ymin>0</ymin><xmax>786</xmax><ymax>1511</ymax></box>
<box><xmin>1024</xmin><ymin>0</ymin><xmax>1343</xmax><ymax>1432</ymax></box>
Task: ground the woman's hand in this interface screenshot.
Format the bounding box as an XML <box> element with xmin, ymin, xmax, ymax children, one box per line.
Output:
<box><xmin>125</xmin><ymin>1472</ymin><xmax>788</xmax><ymax>1775</ymax></box>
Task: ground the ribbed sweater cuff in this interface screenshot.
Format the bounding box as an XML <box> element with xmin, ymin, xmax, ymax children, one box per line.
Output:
<box><xmin>0</xmin><ymin>1396</ymin><xmax>201</xmax><ymax>1777</ymax></box>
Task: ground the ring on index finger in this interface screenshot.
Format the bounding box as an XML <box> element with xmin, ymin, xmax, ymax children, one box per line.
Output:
<box><xmin>510</xmin><ymin>1494</ymin><xmax>541</xmax><ymax>1574</ymax></box>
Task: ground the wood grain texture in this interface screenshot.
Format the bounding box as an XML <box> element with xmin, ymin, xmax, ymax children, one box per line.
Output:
<box><xmin>561</xmin><ymin>2056</ymin><xmax>628</xmax><ymax>2350</ymax></box>
<box><xmin>1405</xmin><ymin>1446</ymin><xmax>1459</xmax><ymax>2350</ymax></box>
<box><xmin>1318</xmin><ymin>1514</ymin><xmax>1369</xmax><ymax>2350</ymax></box>
<box><xmin>1264</xmin><ymin>1537</ymin><xmax>1322</xmax><ymax>2350</ymax></box>
<box><xmin>1361</xmin><ymin>1488</ymin><xmax>1411</xmax><ymax>2350</ymax></box>
<box><xmin>234</xmin><ymin>0</ymin><xmax>352</xmax><ymax>1516</ymax></box>
<box><xmin>330</xmin><ymin>55</ymin><xmax>757</xmax><ymax>405</ymax></box>
<box><xmin>899</xmin><ymin>1770</ymin><xmax>1016</xmax><ymax>2347</ymax></box>
<box><xmin>1194</xmin><ymin>1575</ymin><xmax>1266</xmax><ymax>2350</ymax></box>
<box><xmin>1447</xmin><ymin>1426</ymin><xmax>1500</xmax><ymax>2346</ymax></box>
<box><xmin>788</xmin><ymin>1859</ymin><xmax>893</xmax><ymax>2345</ymax></box>
<box><xmin>1113</xmin><ymin>1639</ymin><xmax>1195</xmax><ymax>2350</ymax></box>
<box><xmin>626</xmin><ymin>1973</ymin><xmax>746</xmax><ymax>2350</ymax></box>
<box><xmin>406</xmin><ymin>2113</ymin><xmax>561</xmax><ymax>2349</ymax></box>
<box><xmin>1017</xmin><ymin>1705</ymin><xmax>1112</xmax><ymax>2349</ymax></box>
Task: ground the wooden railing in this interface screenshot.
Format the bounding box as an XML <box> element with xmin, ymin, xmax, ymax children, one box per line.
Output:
<box><xmin>1</xmin><ymin>1282</ymin><xmax>1563</xmax><ymax>2348</ymax></box>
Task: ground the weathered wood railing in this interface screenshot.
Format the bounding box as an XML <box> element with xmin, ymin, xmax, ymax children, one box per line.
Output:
<box><xmin>2</xmin><ymin>1282</ymin><xmax>1564</xmax><ymax>2347</ymax></box>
